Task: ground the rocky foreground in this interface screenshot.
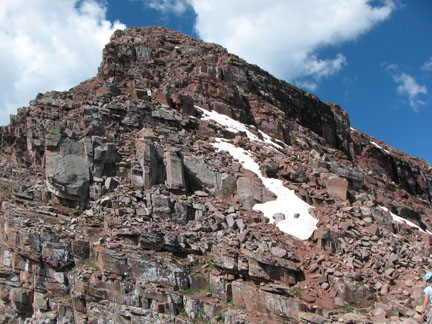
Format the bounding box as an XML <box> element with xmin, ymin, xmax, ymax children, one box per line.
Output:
<box><xmin>0</xmin><ymin>26</ymin><xmax>432</xmax><ymax>323</ymax></box>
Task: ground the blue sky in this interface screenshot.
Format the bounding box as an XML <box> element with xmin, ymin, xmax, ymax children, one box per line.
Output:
<box><xmin>0</xmin><ymin>0</ymin><xmax>431</xmax><ymax>164</ymax></box>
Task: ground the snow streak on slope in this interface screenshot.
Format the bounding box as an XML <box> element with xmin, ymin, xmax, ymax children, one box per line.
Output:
<box><xmin>370</xmin><ymin>141</ymin><xmax>390</xmax><ymax>154</ymax></box>
<box><xmin>197</xmin><ymin>106</ymin><xmax>317</xmax><ymax>240</ymax></box>
<box><xmin>379</xmin><ymin>206</ymin><xmax>432</xmax><ymax>235</ymax></box>
<box><xmin>197</xmin><ymin>106</ymin><xmax>284</xmax><ymax>150</ymax></box>
<box><xmin>213</xmin><ymin>140</ymin><xmax>317</xmax><ymax>240</ymax></box>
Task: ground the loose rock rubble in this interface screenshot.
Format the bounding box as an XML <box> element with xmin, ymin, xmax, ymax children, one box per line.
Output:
<box><xmin>0</xmin><ymin>26</ymin><xmax>431</xmax><ymax>323</ymax></box>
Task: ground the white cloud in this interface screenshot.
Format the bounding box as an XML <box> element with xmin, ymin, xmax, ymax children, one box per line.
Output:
<box><xmin>304</xmin><ymin>54</ymin><xmax>348</xmax><ymax>80</ymax></box>
<box><xmin>296</xmin><ymin>53</ymin><xmax>348</xmax><ymax>90</ymax></box>
<box><xmin>393</xmin><ymin>72</ymin><xmax>427</xmax><ymax>110</ymax></box>
<box><xmin>384</xmin><ymin>63</ymin><xmax>427</xmax><ymax>110</ymax></box>
<box><xmin>0</xmin><ymin>0</ymin><xmax>125</xmax><ymax>126</ymax></box>
<box><xmin>183</xmin><ymin>0</ymin><xmax>395</xmax><ymax>89</ymax></box>
<box><xmin>145</xmin><ymin>0</ymin><xmax>189</xmax><ymax>15</ymax></box>
<box><xmin>422</xmin><ymin>57</ymin><xmax>432</xmax><ymax>72</ymax></box>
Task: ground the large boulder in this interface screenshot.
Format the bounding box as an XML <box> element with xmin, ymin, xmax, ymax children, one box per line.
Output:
<box><xmin>45</xmin><ymin>136</ymin><xmax>90</xmax><ymax>204</ymax></box>
<box><xmin>236</xmin><ymin>176</ymin><xmax>276</xmax><ymax>209</ymax></box>
<box><xmin>333</xmin><ymin>276</ymin><xmax>376</xmax><ymax>308</ymax></box>
<box><xmin>92</xmin><ymin>140</ymin><xmax>121</xmax><ymax>177</ymax></box>
<box><xmin>136</xmin><ymin>140</ymin><xmax>160</xmax><ymax>189</ymax></box>
<box><xmin>164</xmin><ymin>148</ymin><xmax>186</xmax><ymax>191</ymax></box>
<box><xmin>183</xmin><ymin>156</ymin><xmax>219</xmax><ymax>192</ymax></box>
<box><xmin>321</xmin><ymin>174</ymin><xmax>349</xmax><ymax>201</ymax></box>
<box><xmin>232</xmin><ymin>281</ymin><xmax>301</xmax><ymax>321</ymax></box>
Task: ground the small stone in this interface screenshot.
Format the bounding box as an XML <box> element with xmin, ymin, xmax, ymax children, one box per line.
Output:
<box><xmin>226</xmin><ymin>214</ymin><xmax>236</xmax><ymax>228</ymax></box>
<box><xmin>384</xmin><ymin>267</ymin><xmax>395</xmax><ymax>277</ymax></box>
<box><xmin>104</xmin><ymin>177</ymin><xmax>119</xmax><ymax>191</ymax></box>
<box><xmin>321</xmin><ymin>282</ymin><xmax>330</xmax><ymax>290</ymax></box>
<box><xmin>194</xmin><ymin>190</ymin><xmax>208</xmax><ymax>197</ymax></box>
<box><xmin>235</xmin><ymin>219</ymin><xmax>245</xmax><ymax>232</ymax></box>
<box><xmin>273</xmin><ymin>213</ymin><xmax>285</xmax><ymax>224</ymax></box>
<box><xmin>380</xmin><ymin>283</ymin><xmax>389</xmax><ymax>295</ymax></box>
<box><xmin>271</xmin><ymin>247</ymin><xmax>287</xmax><ymax>258</ymax></box>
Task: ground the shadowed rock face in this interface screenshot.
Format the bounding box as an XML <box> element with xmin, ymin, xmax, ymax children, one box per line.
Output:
<box><xmin>0</xmin><ymin>26</ymin><xmax>431</xmax><ymax>323</ymax></box>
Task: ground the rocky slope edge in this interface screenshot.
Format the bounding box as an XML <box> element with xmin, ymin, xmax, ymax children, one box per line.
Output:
<box><xmin>0</xmin><ymin>26</ymin><xmax>431</xmax><ymax>323</ymax></box>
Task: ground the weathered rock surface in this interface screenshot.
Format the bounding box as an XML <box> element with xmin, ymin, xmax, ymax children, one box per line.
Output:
<box><xmin>0</xmin><ymin>26</ymin><xmax>431</xmax><ymax>323</ymax></box>
<box><xmin>45</xmin><ymin>137</ymin><xmax>90</xmax><ymax>205</ymax></box>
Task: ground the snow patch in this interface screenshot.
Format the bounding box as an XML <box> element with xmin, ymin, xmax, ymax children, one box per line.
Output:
<box><xmin>198</xmin><ymin>105</ymin><xmax>316</xmax><ymax>240</ymax></box>
<box><xmin>213</xmin><ymin>139</ymin><xmax>317</xmax><ymax>240</ymax></box>
<box><xmin>370</xmin><ymin>141</ymin><xmax>390</xmax><ymax>154</ymax></box>
<box><xmin>196</xmin><ymin>106</ymin><xmax>284</xmax><ymax>150</ymax></box>
<box><xmin>370</xmin><ymin>141</ymin><xmax>383</xmax><ymax>150</ymax></box>
<box><xmin>379</xmin><ymin>206</ymin><xmax>432</xmax><ymax>235</ymax></box>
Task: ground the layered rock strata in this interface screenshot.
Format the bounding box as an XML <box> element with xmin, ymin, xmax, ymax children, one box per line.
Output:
<box><xmin>0</xmin><ymin>26</ymin><xmax>431</xmax><ymax>323</ymax></box>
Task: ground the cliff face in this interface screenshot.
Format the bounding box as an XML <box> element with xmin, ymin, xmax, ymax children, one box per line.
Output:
<box><xmin>0</xmin><ymin>26</ymin><xmax>431</xmax><ymax>323</ymax></box>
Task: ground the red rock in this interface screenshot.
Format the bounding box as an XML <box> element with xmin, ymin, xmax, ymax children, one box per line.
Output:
<box><xmin>0</xmin><ymin>26</ymin><xmax>430</xmax><ymax>324</ymax></box>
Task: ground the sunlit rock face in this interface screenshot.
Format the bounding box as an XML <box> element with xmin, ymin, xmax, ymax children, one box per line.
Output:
<box><xmin>0</xmin><ymin>26</ymin><xmax>431</xmax><ymax>323</ymax></box>
<box><xmin>45</xmin><ymin>137</ymin><xmax>90</xmax><ymax>204</ymax></box>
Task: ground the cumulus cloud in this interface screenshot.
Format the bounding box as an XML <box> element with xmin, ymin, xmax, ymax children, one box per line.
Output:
<box><xmin>145</xmin><ymin>0</ymin><xmax>189</xmax><ymax>15</ymax></box>
<box><xmin>385</xmin><ymin>64</ymin><xmax>427</xmax><ymax>110</ymax></box>
<box><xmin>183</xmin><ymin>0</ymin><xmax>395</xmax><ymax>89</ymax></box>
<box><xmin>422</xmin><ymin>57</ymin><xmax>432</xmax><ymax>72</ymax></box>
<box><xmin>0</xmin><ymin>0</ymin><xmax>125</xmax><ymax>126</ymax></box>
<box><xmin>393</xmin><ymin>73</ymin><xmax>427</xmax><ymax>110</ymax></box>
<box><xmin>297</xmin><ymin>54</ymin><xmax>348</xmax><ymax>90</ymax></box>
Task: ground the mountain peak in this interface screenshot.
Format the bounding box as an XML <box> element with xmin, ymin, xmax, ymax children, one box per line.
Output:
<box><xmin>0</xmin><ymin>27</ymin><xmax>431</xmax><ymax>323</ymax></box>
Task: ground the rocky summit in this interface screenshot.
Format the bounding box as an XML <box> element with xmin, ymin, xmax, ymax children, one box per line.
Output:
<box><xmin>0</xmin><ymin>26</ymin><xmax>431</xmax><ymax>324</ymax></box>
